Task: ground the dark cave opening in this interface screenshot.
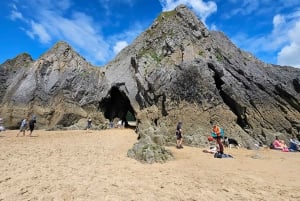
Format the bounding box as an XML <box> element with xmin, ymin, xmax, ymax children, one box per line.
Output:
<box><xmin>98</xmin><ymin>86</ymin><xmax>136</xmax><ymax>127</ymax></box>
<box><xmin>293</xmin><ymin>78</ymin><xmax>300</xmax><ymax>93</ymax></box>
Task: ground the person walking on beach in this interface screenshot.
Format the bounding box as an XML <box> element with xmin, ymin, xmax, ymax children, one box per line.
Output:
<box><xmin>17</xmin><ymin>117</ymin><xmax>28</xmax><ymax>137</ymax></box>
<box><xmin>86</xmin><ymin>117</ymin><xmax>92</xmax><ymax>132</ymax></box>
<box><xmin>28</xmin><ymin>115</ymin><xmax>37</xmax><ymax>137</ymax></box>
<box><xmin>176</xmin><ymin>122</ymin><xmax>183</xmax><ymax>149</ymax></box>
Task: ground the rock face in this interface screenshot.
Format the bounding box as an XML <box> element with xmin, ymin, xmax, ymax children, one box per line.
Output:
<box><xmin>0</xmin><ymin>42</ymin><xmax>109</xmax><ymax>129</ymax></box>
<box><xmin>1</xmin><ymin>5</ymin><xmax>300</xmax><ymax>163</ymax></box>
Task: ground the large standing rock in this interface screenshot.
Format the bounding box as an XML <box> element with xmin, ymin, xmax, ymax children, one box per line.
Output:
<box><xmin>0</xmin><ymin>42</ymin><xmax>108</xmax><ymax>129</ymax></box>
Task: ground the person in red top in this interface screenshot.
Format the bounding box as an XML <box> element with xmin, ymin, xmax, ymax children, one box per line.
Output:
<box><xmin>212</xmin><ymin>124</ymin><xmax>224</xmax><ymax>155</ymax></box>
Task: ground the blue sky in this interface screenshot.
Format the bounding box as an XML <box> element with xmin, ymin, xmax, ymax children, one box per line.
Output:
<box><xmin>1</xmin><ymin>0</ymin><xmax>300</xmax><ymax>68</ymax></box>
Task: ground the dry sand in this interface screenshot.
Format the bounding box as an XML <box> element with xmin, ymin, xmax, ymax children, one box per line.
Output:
<box><xmin>0</xmin><ymin>129</ymin><xmax>299</xmax><ymax>201</ymax></box>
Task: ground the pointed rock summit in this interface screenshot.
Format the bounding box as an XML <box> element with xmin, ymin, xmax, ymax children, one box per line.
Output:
<box><xmin>1</xmin><ymin>5</ymin><xmax>300</xmax><ymax>163</ymax></box>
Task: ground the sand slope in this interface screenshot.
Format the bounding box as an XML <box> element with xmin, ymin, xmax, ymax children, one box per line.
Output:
<box><xmin>0</xmin><ymin>129</ymin><xmax>299</xmax><ymax>201</ymax></box>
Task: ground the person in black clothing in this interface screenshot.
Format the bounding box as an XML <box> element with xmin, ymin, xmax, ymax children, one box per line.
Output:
<box><xmin>176</xmin><ymin>122</ymin><xmax>183</xmax><ymax>149</ymax></box>
<box><xmin>29</xmin><ymin>115</ymin><xmax>37</xmax><ymax>137</ymax></box>
<box><xmin>86</xmin><ymin>117</ymin><xmax>92</xmax><ymax>133</ymax></box>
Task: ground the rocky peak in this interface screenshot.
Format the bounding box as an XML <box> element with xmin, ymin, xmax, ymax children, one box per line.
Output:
<box><xmin>41</xmin><ymin>41</ymin><xmax>75</xmax><ymax>59</ymax></box>
<box><xmin>137</xmin><ymin>4</ymin><xmax>210</xmax><ymax>64</ymax></box>
<box><xmin>1</xmin><ymin>53</ymin><xmax>33</xmax><ymax>70</ymax></box>
<box><xmin>38</xmin><ymin>41</ymin><xmax>92</xmax><ymax>72</ymax></box>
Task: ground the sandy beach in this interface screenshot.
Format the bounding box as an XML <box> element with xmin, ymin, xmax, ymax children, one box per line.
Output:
<box><xmin>0</xmin><ymin>129</ymin><xmax>299</xmax><ymax>201</ymax></box>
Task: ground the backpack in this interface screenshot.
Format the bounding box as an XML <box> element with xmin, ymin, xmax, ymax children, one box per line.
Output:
<box><xmin>211</xmin><ymin>128</ymin><xmax>225</xmax><ymax>137</ymax></box>
<box><xmin>220</xmin><ymin>128</ymin><xmax>224</xmax><ymax>136</ymax></box>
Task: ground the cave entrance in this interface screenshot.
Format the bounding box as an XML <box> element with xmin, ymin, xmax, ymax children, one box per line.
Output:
<box><xmin>98</xmin><ymin>86</ymin><xmax>136</xmax><ymax>128</ymax></box>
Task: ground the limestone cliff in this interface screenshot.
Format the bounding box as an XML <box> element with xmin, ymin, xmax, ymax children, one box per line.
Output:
<box><xmin>0</xmin><ymin>42</ymin><xmax>108</xmax><ymax>129</ymax></box>
<box><xmin>0</xmin><ymin>5</ymin><xmax>299</xmax><ymax>163</ymax></box>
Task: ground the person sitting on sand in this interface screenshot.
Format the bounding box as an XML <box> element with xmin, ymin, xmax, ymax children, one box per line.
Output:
<box><xmin>203</xmin><ymin>136</ymin><xmax>219</xmax><ymax>154</ymax></box>
<box><xmin>272</xmin><ymin>136</ymin><xmax>289</xmax><ymax>151</ymax></box>
<box><xmin>289</xmin><ymin>136</ymin><xmax>300</xmax><ymax>151</ymax></box>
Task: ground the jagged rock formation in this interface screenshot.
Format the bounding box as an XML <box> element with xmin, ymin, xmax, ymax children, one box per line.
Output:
<box><xmin>0</xmin><ymin>5</ymin><xmax>300</xmax><ymax>163</ymax></box>
<box><xmin>0</xmin><ymin>43</ymin><xmax>109</xmax><ymax>129</ymax></box>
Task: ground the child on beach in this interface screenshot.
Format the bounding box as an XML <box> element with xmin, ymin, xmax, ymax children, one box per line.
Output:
<box><xmin>17</xmin><ymin>117</ymin><xmax>28</xmax><ymax>137</ymax></box>
<box><xmin>176</xmin><ymin>122</ymin><xmax>183</xmax><ymax>149</ymax></box>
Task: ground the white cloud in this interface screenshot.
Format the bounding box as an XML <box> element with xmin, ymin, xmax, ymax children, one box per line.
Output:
<box><xmin>288</xmin><ymin>20</ymin><xmax>300</xmax><ymax>44</ymax></box>
<box><xmin>40</xmin><ymin>10</ymin><xmax>110</xmax><ymax>63</ymax></box>
<box><xmin>26</xmin><ymin>20</ymin><xmax>51</xmax><ymax>44</ymax></box>
<box><xmin>231</xmin><ymin>8</ymin><xmax>300</xmax><ymax>68</ymax></box>
<box><xmin>56</xmin><ymin>0</ymin><xmax>72</xmax><ymax>10</ymax></box>
<box><xmin>224</xmin><ymin>0</ymin><xmax>299</xmax><ymax>19</ymax></box>
<box><xmin>10</xmin><ymin>4</ymin><xmax>25</xmax><ymax>21</ymax></box>
<box><xmin>110</xmin><ymin>21</ymin><xmax>145</xmax><ymax>42</ymax></box>
<box><xmin>108</xmin><ymin>21</ymin><xmax>145</xmax><ymax>56</ymax></box>
<box><xmin>279</xmin><ymin>0</ymin><xmax>300</xmax><ymax>7</ymax></box>
<box><xmin>230</xmin><ymin>0</ymin><xmax>259</xmax><ymax>16</ymax></box>
<box><xmin>210</xmin><ymin>24</ymin><xmax>218</xmax><ymax>31</ymax></box>
<box><xmin>10</xmin><ymin>10</ymin><xmax>24</xmax><ymax>21</ymax></box>
<box><xmin>277</xmin><ymin>21</ymin><xmax>300</xmax><ymax>67</ymax></box>
<box><xmin>273</xmin><ymin>14</ymin><xmax>285</xmax><ymax>28</ymax></box>
<box><xmin>232</xmin><ymin>22</ymin><xmax>287</xmax><ymax>54</ymax></box>
<box><xmin>113</xmin><ymin>41</ymin><xmax>128</xmax><ymax>54</ymax></box>
<box><xmin>158</xmin><ymin>0</ymin><xmax>217</xmax><ymax>25</ymax></box>
<box><xmin>99</xmin><ymin>0</ymin><xmax>137</xmax><ymax>7</ymax></box>
<box><xmin>99</xmin><ymin>0</ymin><xmax>137</xmax><ymax>16</ymax></box>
